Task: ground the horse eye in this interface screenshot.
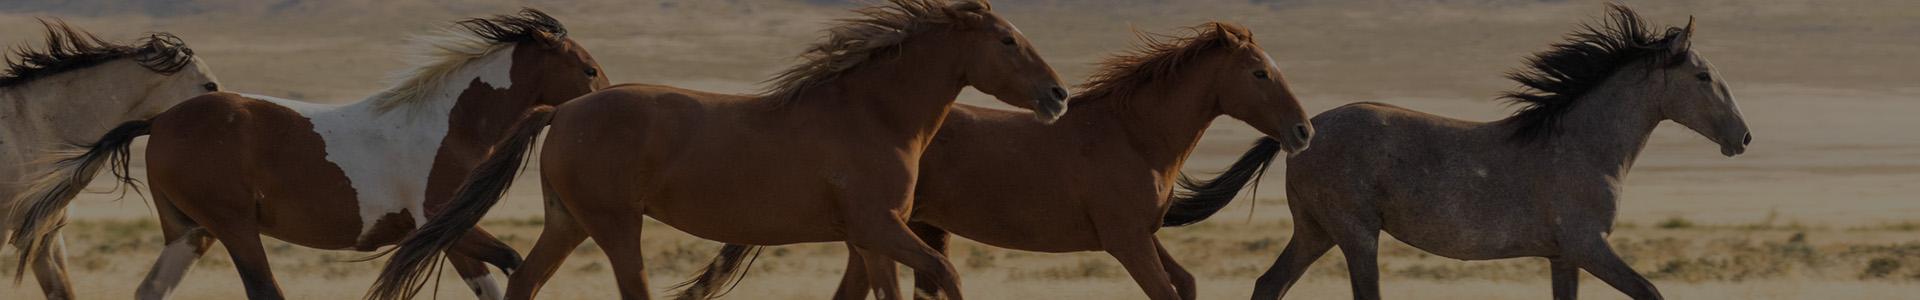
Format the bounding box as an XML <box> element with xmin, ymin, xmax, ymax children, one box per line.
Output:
<box><xmin>1000</xmin><ymin>36</ymin><xmax>1016</xmax><ymax>46</ymax></box>
<box><xmin>585</xmin><ymin>67</ymin><xmax>598</xmax><ymax>78</ymax></box>
<box><xmin>1253</xmin><ymin>70</ymin><xmax>1270</xmax><ymax>79</ymax></box>
<box><xmin>202</xmin><ymin>82</ymin><xmax>218</xmax><ymax>91</ymax></box>
<box><xmin>1694</xmin><ymin>72</ymin><xmax>1711</xmax><ymax>82</ymax></box>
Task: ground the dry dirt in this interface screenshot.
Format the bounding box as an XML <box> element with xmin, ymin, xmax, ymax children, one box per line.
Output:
<box><xmin>3</xmin><ymin>0</ymin><xmax>1918</xmax><ymax>299</ymax></box>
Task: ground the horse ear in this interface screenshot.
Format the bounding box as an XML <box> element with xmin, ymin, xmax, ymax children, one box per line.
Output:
<box><xmin>949</xmin><ymin>1</ymin><xmax>992</xmax><ymax>30</ymax></box>
<box><xmin>533</xmin><ymin>30</ymin><xmax>562</xmax><ymax>48</ymax></box>
<box><xmin>1215</xmin><ymin>23</ymin><xmax>1248</xmax><ymax>47</ymax></box>
<box><xmin>1659</xmin><ymin>16</ymin><xmax>1694</xmax><ymax>67</ymax></box>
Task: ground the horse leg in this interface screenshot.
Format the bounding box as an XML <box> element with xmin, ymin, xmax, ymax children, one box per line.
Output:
<box><xmin>209</xmin><ymin>226</ymin><xmax>285</xmax><ymax>299</ymax></box>
<box><xmin>1098</xmin><ymin>231</ymin><xmax>1180</xmax><ymax>300</ymax></box>
<box><xmin>1153</xmin><ymin>238</ymin><xmax>1196</xmax><ymax>300</ymax></box>
<box><xmin>1551</xmin><ymin>257</ymin><xmax>1579</xmax><ymax>300</ymax></box>
<box><xmin>22</xmin><ymin>223</ymin><xmax>75</xmax><ymax>300</ymax></box>
<box><xmin>136</xmin><ymin>227</ymin><xmax>213</xmax><ymax>300</ymax></box>
<box><xmin>857</xmin><ymin>246</ymin><xmax>904</xmax><ymax>300</ymax></box>
<box><xmin>505</xmin><ymin>189</ymin><xmax>589</xmax><ymax>300</ymax></box>
<box><xmin>136</xmin><ymin>192</ymin><xmax>217</xmax><ymax>300</ymax></box>
<box><xmin>447</xmin><ymin>227</ymin><xmax>521</xmax><ymax>300</ymax></box>
<box><xmin>842</xmin><ymin>214</ymin><xmax>961</xmax><ymax>300</ymax></box>
<box><xmin>569</xmin><ymin>199</ymin><xmax>651</xmax><ymax>299</ymax></box>
<box><xmin>1562</xmin><ymin>238</ymin><xmax>1661</xmax><ymax>300</ymax></box>
<box><xmin>832</xmin><ymin>246</ymin><xmax>874</xmax><ymax>300</ymax></box>
<box><xmin>451</xmin><ymin>227</ymin><xmax>524</xmax><ymax>273</ymax></box>
<box><xmin>1252</xmin><ymin>211</ymin><xmax>1334</xmax><ymax>299</ymax></box>
<box><xmin>906</xmin><ymin>222</ymin><xmax>950</xmax><ymax>300</ymax></box>
<box><xmin>447</xmin><ymin>253</ymin><xmax>505</xmax><ymax>300</ymax></box>
<box><xmin>1319</xmin><ymin>211</ymin><xmax>1383</xmax><ymax>300</ymax></box>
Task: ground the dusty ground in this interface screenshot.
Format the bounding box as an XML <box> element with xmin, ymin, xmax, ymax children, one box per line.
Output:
<box><xmin>3</xmin><ymin>0</ymin><xmax>1919</xmax><ymax>299</ymax></box>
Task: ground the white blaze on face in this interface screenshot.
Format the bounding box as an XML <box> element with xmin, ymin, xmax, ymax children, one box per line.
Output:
<box><xmin>241</xmin><ymin>45</ymin><xmax>516</xmax><ymax>241</ymax></box>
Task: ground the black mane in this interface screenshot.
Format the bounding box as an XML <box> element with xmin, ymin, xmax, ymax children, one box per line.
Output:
<box><xmin>0</xmin><ymin>20</ymin><xmax>195</xmax><ymax>88</ymax></box>
<box><xmin>1501</xmin><ymin>4</ymin><xmax>1686</xmax><ymax>142</ymax></box>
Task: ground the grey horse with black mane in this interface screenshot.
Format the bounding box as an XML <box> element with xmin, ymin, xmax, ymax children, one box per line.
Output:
<box><xmin>1163</xmin><ymin>4</ymin><xmax>1750</xmax><ymax>300</ymax></box>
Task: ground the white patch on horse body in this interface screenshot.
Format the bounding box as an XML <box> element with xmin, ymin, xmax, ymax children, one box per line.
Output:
<box><xmin>239</xmin><ymin>47</ymin><xmax>515</xmax><ymax>242</ymax></box>
<box><xmin>464</xmin><ymin>275</ymin><xmax>505</xmax><ymax>300</ymax></box>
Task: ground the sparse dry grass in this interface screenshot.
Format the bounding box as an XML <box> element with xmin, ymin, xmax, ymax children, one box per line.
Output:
<box><xmin>6</xmin><ymin>217</ymin><xmax>1920</xmax><ymax>299</ymax></box>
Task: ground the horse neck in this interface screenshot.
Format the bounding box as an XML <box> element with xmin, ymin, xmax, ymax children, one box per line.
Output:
<box><xmin>1536</xmin><ymin>75</ymin><xmax>1666</xmax><ymax>177</ymax></box>
<box><xmin>354</xmin><ymin>45</ymin><xmax>529</xmax><ymax>145</ymax></box>
<box><xmin>1088</xmin><ymin>78</ymin><xmax>1220</xmax><ymax>176</ymax></box>
<box><xmin>799</xmin><ymin>45</ymin><xmax>967</xmax><ymax>146</ymax></box>
<box><xmin>1</xmin><ymin>60</ymin><xmax>175</xmax><ymax>146</ymax></box>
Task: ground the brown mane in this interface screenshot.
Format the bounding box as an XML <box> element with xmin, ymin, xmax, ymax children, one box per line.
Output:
<box><xmin>1501</xmin><ymin>4</ymin><xmax>1686</xmax><ymax>142</ymax></box>
<box><xmin>760</xmin><ymin>0</ymin><xmax>988</xmax><ymax>104</ymax></box>
<box><xmin>1074</xmin><ymin>22</ymin><xmax>1251</xmax><ymax>102</ymax></box>
<box><xmin>0</xmin><ymin>20</ymin><xmax>194</xmax><ymax>88</ymax></box>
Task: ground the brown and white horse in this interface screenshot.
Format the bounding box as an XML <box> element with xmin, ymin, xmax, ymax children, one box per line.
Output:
<box><xmin>684</xmin><ymin>23</ymin><xmax>1314</xmax><ymax>300</ymax></box>
<box><xmin>0</xmin><ymin>21</ymin><xmax>218</xmax><ymax>300</ymax></box>
<box><xmin>8</xmin><ymin>9</ymin><xmax>607</xmax><ymax>299</ymax></box>
<box><xmin>366</xmin><ymin>1</ymin><xmax>1066</xmax><ymax>299</ymax></box>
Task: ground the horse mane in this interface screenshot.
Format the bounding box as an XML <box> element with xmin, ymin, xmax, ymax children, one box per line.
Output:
<box><xmin>369</xmin><ymin>8</ymin><xmax>566</xmax><ymax>113</ymax></box>
<box><xmin>760</xmin><ymin>0</ymin><xmax>989</xmax><ymax>104</ymax></box>
<box><xmin>0</xmin><ymin>20</ymin><xmax>195</xmax><ymax>88</ymax></box>
<box><xmin>1501</xmin><ymin>4</ymin><xmax>1686</xmax><ymax>142</ymax></box>
<box><xmin>1073</xmin><ymin>22</ymin><xmax>1251</xmax><ymax>103</ymax></box>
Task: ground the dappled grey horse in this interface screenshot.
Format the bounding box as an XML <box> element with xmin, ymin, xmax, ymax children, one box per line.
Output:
<box><xmin>1162</xmin><ymin>5</ymin><xmax>1750</xmax><ymax>300</ymax></box>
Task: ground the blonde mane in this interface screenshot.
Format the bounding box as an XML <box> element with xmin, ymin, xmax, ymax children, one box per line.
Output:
<box><xmin>760</xmin><ymin>0</ymin><xmax>988</xmax><ymax>104</ymax></box>
<box><xmin>370</xmin><ymin>9</ymin><xmax>566</xmax><ymax>113</ymax></box>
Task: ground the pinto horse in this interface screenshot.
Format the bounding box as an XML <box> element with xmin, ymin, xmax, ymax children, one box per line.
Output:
<box><xmin>366</xmin><ymin>1</ymin><xmax>1067</xmax><ymax>299</ymax></box>
<box><xmin>1165</xmin><ymin>5</ymin><xmax>1751</xmax><ymax>300</ymax></box>
<box><xmin>683</xmin><ymin>22</ymin><xmax>1315</xmax><ymax>300</ymax></box>
<box><xmin>7</xmin><ymin>9</ymin><xmax>607</xmax><ymax>299</ymax></box>
<box><xmin>0</xmin><ymin>21</ymin><xmax>218</xmax><ymax>300</ymax></box>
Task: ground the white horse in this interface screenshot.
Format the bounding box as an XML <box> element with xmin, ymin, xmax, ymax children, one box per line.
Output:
<box><xmin>0</xmin><ymin>21</ymin><xmax>220</xmax><ymax>299</ymax></box>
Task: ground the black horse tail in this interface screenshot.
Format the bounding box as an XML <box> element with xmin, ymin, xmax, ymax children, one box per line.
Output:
<box><xmin>667</xmin><ymin>244</ymin><xmax>764</xmax><ymax>300</ymax></box>
<box><xmin>365</xmin><ymin>106</ymin><xmax>554</xmax><ymax>300</ymax></box>
<box><xmin>7</xmin><ymin>120</ymin><xmax>149</xmax><ymax>280</ymax></box>
<box><xmin>1162</xmin><ymin>138</ymin><xmax>1284</xmax><ymax>227</ymax></box>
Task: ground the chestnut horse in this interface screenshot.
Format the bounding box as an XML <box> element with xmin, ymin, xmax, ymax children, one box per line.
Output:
<box><xmin>7</xmin><ymin>9</ymin><xmax>607</xmax><ymax>299</ymax></box>
<box><xmin>366</xmin><ymin>1</ymin><xmax>1067</xmax><ymax>299</ymax></box>
<box><xmin>1164</xmin><ymin>5</ymin><xmax>1750</xmax><ymax>300</ymax></box>
<box><xmin>684</xmin><ymin>23</ymin><xmax>1315</xmax><ymax>300</ymax></box>
<box><xmin>0</xmin><ymin>21</ymin><xmax>218</xmax><ymax>300</ymax></box>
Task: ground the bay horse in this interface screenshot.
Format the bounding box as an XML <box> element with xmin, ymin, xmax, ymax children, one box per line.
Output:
<box><xmin>0</xmin><ymin>21</ymin><xmax>217</xmax><ymax>300</ymax></box>
<box><xmin>682</xmin><ymin>22</ymin><xmax>1315</xmax><ymax>300</ymax></box>
<box><xmin>1163</xmin><ymin>5</ymin><xmax>1750</xmax><ymax>300</ymax></box>
<box><xmin>366</xmin><ymin>1</ymin><xmax>1068</xmax><ymax>299</ymax></box>
<box><xmin>7</xmin><ymin>9</ymin><xmax>607</xmax><ymax>299</ymax></box>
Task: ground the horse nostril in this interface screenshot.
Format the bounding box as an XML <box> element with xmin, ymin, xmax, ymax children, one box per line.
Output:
<box><xmin>1742</xmin><ymin>133</ymin><xmax>1752</xmax><ymax>146</ymax></box>
<box><xmin>1049</xmin><ymin>86</ymin><xmax>1068</xmax><ymax>100</ymax></box>
<box><xmin>1293</xmin><ymin>124</ymin><xmax>1312</xmax><ymax>140</ymax></box>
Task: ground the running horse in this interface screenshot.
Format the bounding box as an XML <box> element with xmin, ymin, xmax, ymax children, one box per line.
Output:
<box><xmin>366</xmin><ymin>1</ymin><xmax>1067</xmax><ymax>299</ymax></box>
<box><xmin>8</xmin><ymin>9</ymin><xmax>607</xmax><ymax>299</ymax></box>
<box><xmin>0</xmin><ymin>21</ymin><xmax>218</xmax><ymax>300</ymax></box>
<box><xmin>684</xmin><ymin>22</ymin><xmax>1315</xmax><ymax>300</ymax></box>
<box><xmin>1164</xmin><ymin>5</ymin><xmax>1750</xmax><ymax>300</ymax></box>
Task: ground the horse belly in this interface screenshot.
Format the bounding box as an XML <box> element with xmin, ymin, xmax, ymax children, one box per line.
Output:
<box><xmin>640</xmin><ymin>181</ymin><xmax>845</xmax><ymax>245</ymax></box>
<box><xmin>1378</xmin><ymin>195</ymin><xmax>1558</xmax><ymax>260</ymax></box>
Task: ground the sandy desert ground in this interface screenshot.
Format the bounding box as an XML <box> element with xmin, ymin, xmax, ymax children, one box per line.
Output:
<box><xmin>3</xmin><ymin>0</ymin><xmax>1919</xmax><ymax>299</ymax></box>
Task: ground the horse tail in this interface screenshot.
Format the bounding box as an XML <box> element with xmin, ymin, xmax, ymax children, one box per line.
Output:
<box><xmin>365</xmin><ymin>106</ymin><xmax>554</xmax><ymax>300</ymax></box>
<box><xmin>7</xmin><ymin>120</ymin><xmax>150</xmax><ymax>280</ymax></box>
<box><xmin>1162</xmin><ymin>138</ymin><xmax>1284</xmax><ymax>227</ymax></box>
<box><xmin>668</xmin><ymin>244</ymin><xmax>764</xmax><ymax>300</ymax></box>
